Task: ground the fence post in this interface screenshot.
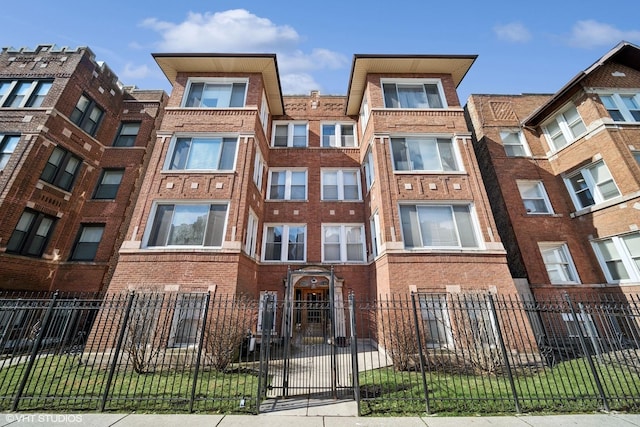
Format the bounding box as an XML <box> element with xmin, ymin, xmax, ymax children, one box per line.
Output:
<box><xmin>189</xmin><ymin>292</ymin><xmax>210</xmax><ymax>413</ymax></box>
<box><xmin>11</xmin><ymin>291</ymin><xmax>59</xmax><ymax>411</ymax></box>
<box><xmin>487</xmin><ymin>294</ymin><xmax>521</xmax><ymax>413</ymax></box>
<box><xmin>410</xmin><ymin>293</ymin><xmax>430</xmax><ymax>414</ymax></box>
<box><xmin>348</xmin><ymin>293</ymin><xmax>360</xmax><ymax>415</ymax></box>
<box><xmin>100</xmin><ymin>292</ymin><xmax>135</xmax><ymax>412</ymax></box>
<box><xmin>256</xmin><ymin>293</ymin><xmax>274</xmax><ymax>412</ymax></box>
<box><xmin>564</xmin><ymin>293</ymin><xmax>609</xmax><ymax>412</ymax></box>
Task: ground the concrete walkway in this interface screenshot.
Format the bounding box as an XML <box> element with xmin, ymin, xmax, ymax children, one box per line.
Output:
<box><xmin>1</xmin><ymin>411</ymin><xmax>639</xmax><ymax>426</ymax></box>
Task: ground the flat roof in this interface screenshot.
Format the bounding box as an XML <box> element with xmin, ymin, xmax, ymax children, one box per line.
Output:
<box><xmin>345</xmin><ymin>54</ymin><xmax>477</xmax><ymax>115</ymax></box>
<box><xmin>152</xmin><ymin>53</ymin><xmax>284</xmax><ymax>115</ymax></box>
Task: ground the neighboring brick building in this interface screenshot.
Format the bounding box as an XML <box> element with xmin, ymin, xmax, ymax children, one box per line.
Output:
<box><xmin>105</xmin><ymin>51</ymin><xmax>518</xmax><ymax>341</ymax></box>
<box><xmin>0</xmin><ymin>45</ymin><xmax>167</xmax><ymax>293</ymax></box>
<box><xmin>466</xmin><ymin>41</ymin><xmax>640</xmax><ymax>299</ymax></box>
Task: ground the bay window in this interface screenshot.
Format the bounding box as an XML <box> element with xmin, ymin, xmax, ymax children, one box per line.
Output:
<box><xmin>183</xmin><ymin>80</ymin><xmax>247</xmax><ymax>108</ymax></box>
<box><xmin>146</xmin><ymin>203</ymin><xmax>228</xmax><ymax>248</ymax></box>
<box><xmin>382</xmin><ymin>80</ymin><xmax>446</xmax><ymax>109</ymax></box>
<box><xmin>167</xmin><ymin>137</ymin><xmax>237</xmax><ymax>171</ymax></box>
<box><xmin>565</xmin><ymin>160</ymin><xmax>620</xmax><ymax>210</ymax></box>
<box><xmin>391</xmin><ymin>137</ymin><xmax>459</xmax><ymax>172</ymax></box>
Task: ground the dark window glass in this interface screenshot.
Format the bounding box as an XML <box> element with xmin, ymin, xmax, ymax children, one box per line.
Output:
<box><xmin>6</xmin><ymin>210</ymin><xmax>56</xmax><ymax>257</ymax></box>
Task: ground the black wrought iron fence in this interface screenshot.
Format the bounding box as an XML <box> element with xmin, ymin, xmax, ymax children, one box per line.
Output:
<box><xmin>0</xmin><ymin>290</ymin><xmax>638</xmax><ymax>416</ymax></box>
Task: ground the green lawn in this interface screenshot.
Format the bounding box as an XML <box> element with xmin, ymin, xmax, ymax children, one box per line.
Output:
<box><xmin>0</xmin><ymin>355</ymin><xmax>261</xmax><ymax>413</ymax></box>
<box><xmin>357</xmin><ymin>358</ymin><xmax>640</xmax><ymax>415</ymax></box>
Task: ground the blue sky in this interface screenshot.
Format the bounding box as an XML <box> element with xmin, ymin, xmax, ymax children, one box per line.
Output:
<box><xmin>4</xmin><ymin>1</ymin><xmax>640</xmax><ymax>102</ymax></box>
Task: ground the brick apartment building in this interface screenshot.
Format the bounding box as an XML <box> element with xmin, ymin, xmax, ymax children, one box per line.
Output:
<box><xmin>466</xmin><ymin>41</ymin><xmax>640</xmax><ymax>299</ymax></box>
<box><xmin>0</xmin><ymin>45</ymin><xmax>167</xmax><ymax>293</ymax></box>
<box><xmin>105</xmin><ymin>50</ymin><xmax>519</xmax><ymax>340</ymax></box>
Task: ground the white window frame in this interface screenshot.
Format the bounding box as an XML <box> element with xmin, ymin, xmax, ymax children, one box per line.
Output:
<box><xmin>539</xmin><ymin>243</ymin><xmax>580</xmax><ymax>285</ymax></box>
<box><xmin>363</xmin><ymin>143</ymin><xmax>375</xmax><ymax>191</ymax></box>
<box><xmin>0</xmin><ymin>134</ymin><xmax>20</xmax><ymax>170</ymax></box>
<box><xmin>562</xmin><ymin>313</ymin><xmax>598</xmax><ymax>339</ymax></box>
<box><xmin>168</xmin><ymin>293</ymin><xmax>206</xmax><ymax>348</ymax></box>
<box><xmin>0</xmin><ymin>79</ymin><xmax>52</xmax><ymax>108</ymax></box>
<box><xmin>271</xmin><ymin>121</ymin><xmax>308</xmax><ymax>147</ymax></box>
<box><xmin>181</xmin><ymin>78</ymin><xmax>248</xmax><ymax>108</ymax></box>
<box><xmin>321</xmin><ymin>169</ymin><xmax>362</xmax><ymax>201</ymax></box>
<box><xmin>419</xmin><ymin>294</ymin><xmax>454</xmax><ymax>349</ymax></box>
<box><xmin>592</xmin><ymin>232</ymin><xmax>640</xmax><ymax>283</ymax></box>
<box><xmin>381</xmin><ymin>78</ymin><xmax>448</xmax><ymax>109</ymax></box>
<box><xmin>390</xmin><ymin>136</ymin><xmax>462</xmax><ymax>172</ymax></box>
<box><xmin>500</xmin><ymin>130</ymin><xmax>531</xmax><ymax>157</ymax></box>
<box><xmin>144</xmin><ymin>201</ymin><xmax>229</xmax><ymax>249</ymax></box>
<box><xmin>516</xmin><ymin>180</ymin><xmax>554</xmax><ymax>214</ymax></box>
<box><xmin>262</xmin><ymin>224</ymin><xmax>306</xmax><ymax>262</ymax></box>
<box><xmin>399</xmin><ymin>203</ymin><xmax>481</xmax><ymax>250</ymax></box>
<box><xmin>257</xmin><ymin>291</ymin><xmax>278</xmax><ymax>334</ymax></box>
<box><xmin>260</xmin><ymin>91</ymin><xmax>270</xmax><ymax>134</ymax></box>
<box><xmin>321</xmin><ymin>224</ymin><xmax>366</xmax><ymax>263</ymax></box>
<box><xmin>564</xmin><ymin>160</ymin><xmax>620</xmax><ymax>210</ymax></box>
<box><xmin>321</xmin><ymin>122</ymin><xmax>357</xmax><ymax>147</ymax></box>
<box><xmin>599</xmin><ymin>92</ymin><xmax>640</xmax><ymax>123</ymax></box>
<box><xmin>542</xmin><ymin>104</ymin><xmax>587</xmax><ymax>152</ymax></box>
<box><xmin>370</xmin><ymin>211</ymin><xmax>382</xmax><ymax>258</ymax></box>
<box><xmin>359</xmin><ymin>94</ymin><xmax>370</xmax><ymax>135</ymax></box>
<box><xmin>252</xmin><ymin>148</ymin><xmax>265</xmax><ymax>191</ymax></box>
<box><xmin>164</xmin><ymin>135</ymin><xmax>238</xmax><ymax>172</ymax></box>
<box><xmin>244</xmin><ymin>209</ymin><xmax>259</xmax><ymax>258</ymax></box>
<box><xmin>267</xmin><ymin>169</ymin><xmax>307</xmax><ymax>200</ymax></box>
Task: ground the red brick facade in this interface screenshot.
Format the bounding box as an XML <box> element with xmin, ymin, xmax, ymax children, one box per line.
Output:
<box><xmin>108</xmin><ymin>53</ymin><xmax>517</xmax><ymax>303</ymax></box>
<box><xmin>466</xmin><ymin>42</ymin><xmax>640</xmax><ymax>299</ymax></box>
<box><xmin>0</xmin><ymin>45</ymin><xmax>167</xmax><ymax>293</ymax></box>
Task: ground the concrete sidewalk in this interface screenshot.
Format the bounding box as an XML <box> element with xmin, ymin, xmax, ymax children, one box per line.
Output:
<box><xmin>2</xmin><ymin>412</ymin><xmax>640</xmax><ymax>427</ymax></box>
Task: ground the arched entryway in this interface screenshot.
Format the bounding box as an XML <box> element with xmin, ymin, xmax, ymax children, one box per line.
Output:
<box><xmin>285</xmin><ymin>266</ymin><xmax>346</xmax><ymax>342</ymax></box>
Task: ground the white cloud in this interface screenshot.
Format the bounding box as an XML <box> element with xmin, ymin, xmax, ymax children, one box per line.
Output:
<box><xmin>120</xmin><ymin>63</ymin><xmax>151</xmax><ymax>80</ymax></box>
<box><xmin>567</xmin><ymin>20</ymin><xmax>640</xmax><ymax>48</ymax></box>
<box><xmin>280</xmin><ymin>73</ymin><xmax>322</xmax><ymax>95</ymax></box>
<box><xmin>494</xmin><ymin>22</ymin><xmax>531</xmax><ymax>43</ymax></box>
<box><xmin>140</xmin><ymin>9</ymin><xmax>348</xmax><ymax>94</ymax></box>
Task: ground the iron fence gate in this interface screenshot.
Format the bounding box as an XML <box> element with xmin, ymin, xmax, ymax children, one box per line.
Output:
<box><xmin>256</xmin><ymin>292</ymin><xmax>357</xmax><ymax>401</ymax></box>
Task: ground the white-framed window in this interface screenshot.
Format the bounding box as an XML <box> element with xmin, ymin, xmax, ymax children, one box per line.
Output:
<box><xmin>592</xmin><ymin>232</ymin><xmax>640</xmax><ymax>283</ymax></box>
<box><xmin>464</xmin><ymin>298</ymin><xmax>498</xmax><ymax>347</ymax></box>
<box><xmin>182</xmin><ymin>79</ymin><xmax>247</xmax><ymax>108</ymax></box>
<box><xmin>257</xmin><ymin>291</ymin><xmax>278</xmax><ymax>334</ymax></box>
<box><xmin>260</xmin><ymin>91</ymin><xmax>270</xmax><ymax>134</ymax></box>
<box><xmin>0</xmin><ymin>134</ymin><xmax>20</xmax><ymax>170</ymax></box>
<box><xmin>267</xmin><ymin>169</ymin><xmax>307</xmax><ymax>200</ymax></box>
<box><xmin>322</xmin><ymin>224</ymin><xmax>366</xmax><ymax>263</ymax></box>
<box><xmin>145</xmin><ymin>202</ymin><xmax>228</xmax><ymax>248</ymax></box>
<box><xmin>382</xmin><ymin>79</ymin><xmax>447</xmax><ymax>109</ymax></box>
<box><xmin>166</xmin><ymin>136</ymin><xmax>237</xmax><ymax>171</ymax></box>
<box><xmin>321</xmin><ymin>123</ymin><xmax>356</xmax><ymax>147</ymax></box>
<box><xmin>400</xmin><ymin>204</ymin><xmax>480</xmax><ymax>249</ymax></box>
<box><xmin>262</xmin><ymin>224</ymin><xmax>306</xmax><ymax>262</ymax></box>
<box><xmin>391</xmin><ymin>137</ymin><xmax>460</xmax><ymax>172</ymax></box>
<box><xmin>370</xmin><ymin>212</ymin><xmax>382</xmax><ymax>258</ymax></box>
<box><xmin>562</xmin><ymin>313</ymin><xmax>598</xmax><ymax>338</ymax></box>
<box><xmin>363</xmin><ymin>144</ymin><xmax>375</xmax><ymax>191</ymax></box>
<box><xmin>321</xmin><ymin>169</ymin><xmax>361</xmax><ymax>201</ymax></box>
<box><xmin>253</xmin><ymin>149</ymin><xmax>265</xmax><ymax>190</ymax></box>
<box><xmin>0</xmin><ymin>79</ymin><xmax>52</xmax><ymax>108</ymax></box>
<box><xmin>419</xmin><ymin>294</ymin><xmax>453</xmax><ymax>348</ymax></box>
<box><xmin>600</xmin><ymin>93</ymin><xmax>640</xmax><ymax>122</ymax></box>
<box><xmin>539</xmin><ymin>243</ymin><xmax>580</xmax><ymax>284</ymax></box>
<box><xmin>272</xmin><ymin>122</ymin><xmax>308</xmax><ymax>147</ymax></box>
<box><xmin>500</xmin><ymin>130</ymin><xmax>531</xmax><ymax>157</ymax></box>
<box><xmin>244</xmin><ymin>209</ymin><xmax>259</xmax><ymax>258</ymax></box>
<box><xmin>542</xmin><ymin>105</ymin><xmax>587</xmax><ymax>152</ymax></box>
<box><xmin>564</xmin><ymin>160</ymin><xmax>620</xmax><ymax>210</ymax></box>
<box><xmin>169</xmin><ymin>293</ymin><xmax>206</xmax><ymax>348</ymax></box>
<box><xmin>360</xmin><ymin>94</ymin><xmax>370</xmax><ymax>135</ymax></box>
<box><xmin>517</xmin><ymin>180</ymin><xmax>553</xmax><ymax>214</ymax></box>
